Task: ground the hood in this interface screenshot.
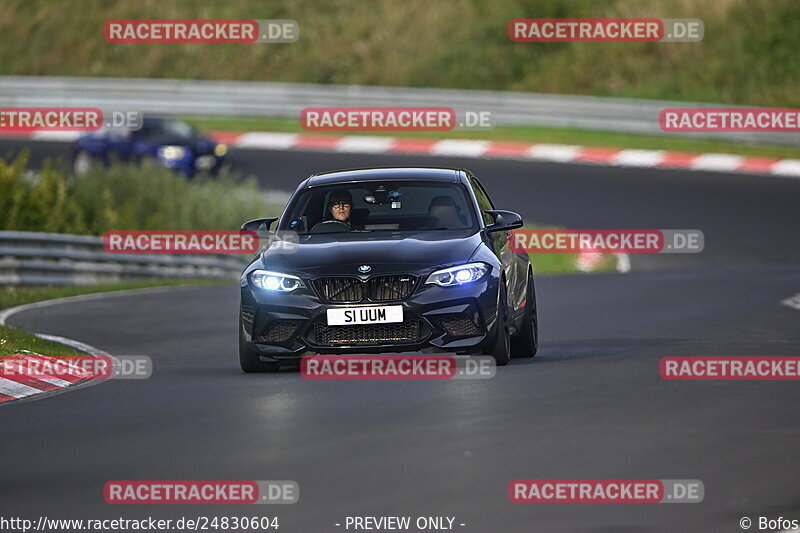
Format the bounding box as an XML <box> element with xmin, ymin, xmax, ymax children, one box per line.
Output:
<box><xmin>259</xmin><ymin>230</ymin><xmax>483</xmax><ymax>277</ymax></box>
<box><xmin>156</xmin><ymin>135</ymin><xmax>215</xmax><ymax>152</ymax></box>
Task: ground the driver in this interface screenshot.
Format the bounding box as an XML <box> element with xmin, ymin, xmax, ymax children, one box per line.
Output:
<box><xmin>327</xmin><ymin>190</ymin><xmax>363</xmax><ymax>230</ymax></box>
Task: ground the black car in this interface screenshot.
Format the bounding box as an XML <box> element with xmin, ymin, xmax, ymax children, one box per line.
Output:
<box><xmin>239</xmin><ymin>167</ymin><xmax>537</xmax><ymax>372</ymax></box>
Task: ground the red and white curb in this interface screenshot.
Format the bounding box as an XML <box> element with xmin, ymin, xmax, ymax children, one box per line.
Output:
<box><xmin>0</xmin><ymin>295</ymin><xmax>109</xmax><ymax>404</ymax></box>
<box><xmin>0</xmin><ymin>352</ymin><xmax>98</xmax><ymax>402</ymax></box>
<box><xmin>781</xmin><ymin>293</ymin><xmax>800</xmax><ymax>310</ymax></box>
<box><xmin>225</xmin><ymin>132</ymin><xmax>800</xmax><ymax>177</ymax></box>
<box><xmin>0</xmin><ymin>286</ymin><xmax>183</xmax><ymax>404</ymax></box>
<box><xmin>4</xmin><ymin>130</ymin><xmax>800</xmax><ymax>177</ymax></box>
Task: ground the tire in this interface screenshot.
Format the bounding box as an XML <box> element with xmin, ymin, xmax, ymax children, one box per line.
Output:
<box><xmin>487</xmin><ymin>282</ymin><xmax>511</xmax><ymax>366</ymax></box>
<box><xmin>239</xmin><ymin>318</ymin><xmax>280</xmax><ymax>373</ymax></box>
<box><xmin>511</xmin><ymin>270</ymin><xmax>538</xmax><ymax>358</ymax></box>
<box><xmin>73</xmin><ymin>151</ymin><xmax>93</xmax><ymax>175</ymax></box>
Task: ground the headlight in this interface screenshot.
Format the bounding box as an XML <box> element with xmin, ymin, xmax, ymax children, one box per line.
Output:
<box><xmin>250</xmin><ymin>270</ymin><xmax>304</xmax><ymax>292</ymax></box>
<box><xmin>426</xmin><ymin>262</ymin><xmax>489</xmax><ymax>287</ymax></box>
<box><xmin>159</xmin><ymin>146</ymin><xmax>186</xmax><ymax>160</ymax></box>
<box><xmin>214</xmin><ymin>143</ymin><xmax>228</xmax><ymax>157</ymax></box>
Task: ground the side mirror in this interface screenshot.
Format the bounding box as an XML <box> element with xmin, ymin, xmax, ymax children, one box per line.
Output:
<box><xmin>485</xmin><ymin>210</ymin><xmax>523</xmax><ymax>233</ymax></box>
<box><xmin>240</xmin><ymin>217</ymin><xmax>279</xmax><ymax>236</ymax></box>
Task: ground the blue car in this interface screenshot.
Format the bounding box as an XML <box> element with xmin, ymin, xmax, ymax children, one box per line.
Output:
<box><xmin>72</xmin><ymin>116</ymin><xmax>227</xmax><ymax>177</ymax></box>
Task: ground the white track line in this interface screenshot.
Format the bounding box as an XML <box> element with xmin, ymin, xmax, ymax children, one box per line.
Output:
<box><xmin>691</xmin><ymin>153</ymin><xmax>744</xmax><ymax>172</ymax></box>
<box><xmin>0</xmin><ymin>379</ymin><xmax>46</xmax><ymax>399</ymax></box>
<box><xmin>526</xmin><ymin>144</ymin><xmax>582</xmax><ymax>162</ymax></box>
<box><xmin>613</xmin><ymin>149</ymin><xmax>665</xmax><ymax>167</ymax></box>
<box><xmin>234</xmin><ymin>132</ymin><xmax>298</xmax><ymax>150</ymax></box>
<box><xmin>771</xmin><ymin>160</ymin><xmax>800</xmax><ymax>177</ymax></box>
<box><xmin>614</xmin><ymin>253</ymin><xmax>632</xmax><ymax>273</ymax></box>
<box><xmin>430</xmin><ymin>139</ymin><xmax>491</xmax><ymax>157</ymax></box>
<box><xmin>0</xmin><ymin>285</ymin><xmax>193</xmax><ymax>404</ymax></box>
<box><xmin>0</xmin><ymin>285</ymin><xmax>197</xmax><ymax>327</ymax></box>
<box><xmin>780</xmin><ymin>293</ymin><xmax>800</xmax><ymax>310</ymax></box>
<box><xmin>336</xmin><ymin>136</ymin><xmax>395</xmax><ymax>153</ymax></box>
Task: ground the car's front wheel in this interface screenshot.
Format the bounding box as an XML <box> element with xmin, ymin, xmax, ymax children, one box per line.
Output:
<box><xmin>511</xmin><ymin>270</ymin><xmax>538</xmax><ymax>358</ymax></box>
<box><xmin>486</xmin><ymin>282</ymin><xmax>511</xmax><ymax>366</ymax></box>
<box><xmin>239</xmin><ymin>317</ymin><xmax>280</xmax><ymax>373</ymax></box>
<box><xmin>73</xmin><ymin>151</ymin><xmax>93</xmax><ymax>175</ymax></box>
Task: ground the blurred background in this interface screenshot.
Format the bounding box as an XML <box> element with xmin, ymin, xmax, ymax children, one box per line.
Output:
<box><xmin>1</xmin><ymin>0</ymin><xmax>797</xmax><ymax>105</ymax></box>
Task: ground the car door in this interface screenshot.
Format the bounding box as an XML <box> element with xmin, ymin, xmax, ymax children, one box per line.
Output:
<box><xmin>471</xmin><ymin>176</ymin><xmax>527</xmax><ymax>318</ymax></box>
<box><xmin>106</xmin><ymin>128</ymin><xmax>134</xmax><ymax>162</ymax></box>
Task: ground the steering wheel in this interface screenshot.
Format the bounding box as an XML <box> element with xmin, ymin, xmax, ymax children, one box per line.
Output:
<box><xmin>309</xmin><ymin>220</ymin><xmax>353</xmax><ymax>233</ymax></box>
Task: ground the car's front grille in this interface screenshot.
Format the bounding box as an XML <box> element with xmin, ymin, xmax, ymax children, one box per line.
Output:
<box><xmin>256</xmin><ymin>320</ymin><xmax>302</xmax><ymax>343</ymax></box>
<box><xmin>367</xmin><ymin>275</ymin><xmax>416</xmax><ymax>301</ymax></box>
<box><xmin>313</xmin><ymin>275</ymin><xmax>417</xmax><ymax>302</ymax></box>
<box><xmin>435</xmin><ymin>314</ymin><xmax>480</xmax><ymax>336</ymax></box>
<box><xmin>313</xmin><ymin>277</ymin><xmax>364</xmax><ymax>302</ymax></box>
<box><xmin>312</xmin><ymin>319</ymin><xmax>421</xmax><ymax>345</ymax></box>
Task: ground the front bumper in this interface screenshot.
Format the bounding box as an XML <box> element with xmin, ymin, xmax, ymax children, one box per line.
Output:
<box><xmin>240</xmin><ymin>273</ymin><xmax>501</xmax><ymax>362</ymax></box>
<box><xmin>160</xmin><ymin>153</ymin><xmax>224</xmax><ymax>176</ymax></box>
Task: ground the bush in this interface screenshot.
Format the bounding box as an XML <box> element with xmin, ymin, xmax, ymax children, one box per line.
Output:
<box><xmin>0</xmin><ymin>153</ymin><xmax>281</xmax><ymax>235</ymax></box>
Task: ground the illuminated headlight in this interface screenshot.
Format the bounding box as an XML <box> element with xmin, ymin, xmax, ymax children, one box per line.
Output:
<box><xmin>250</xmin><ymin>270</ymin><xmax>304</xmax><ymax>292</ymax></box>
<box><xmin>214</xmin><ymin>143</ymin><xmax>228</xmax><ymax>157</ymax></box>
<box><xmin>159</xmin><ymin>146</ymin><xmax>186</xmax><ymax>160</ymax></box>
<box><xmin>426</xmin><ymin>262</ymin><xmax>489</xmax><ymax>287</ymax></box>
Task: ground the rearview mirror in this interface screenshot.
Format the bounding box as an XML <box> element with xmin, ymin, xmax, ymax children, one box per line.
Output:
<box><xmin>485</xmin><ymin>210</ymin><xmax>523</xmax><ymax>233</ymax></box>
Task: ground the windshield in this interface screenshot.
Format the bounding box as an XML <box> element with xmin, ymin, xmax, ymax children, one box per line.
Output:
<box><xmin>138</xmin><ymin>118</ymin><xmax>195</xmax><ymax>140</ymax></box>
<box><xmin>160</xmin><ymin>118</ymin><xmax>194</xmax><ymax>138</ymax></box>
<box><xmin>281</xmin><ymin>181</ymin><xmax>478</xmax><ymax>234</ymax></box>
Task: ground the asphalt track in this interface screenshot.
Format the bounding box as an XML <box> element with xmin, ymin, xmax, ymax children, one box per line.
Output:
<box><xmin>2</xmin><ymin>140</ymin><xmax>800</xmax><ymax>532</ymax></box>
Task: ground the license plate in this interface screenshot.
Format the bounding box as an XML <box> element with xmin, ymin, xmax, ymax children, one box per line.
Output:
<box><xmin>327</xmin><ymin>305</ymin><xmax>403</xmax><ymax>326</ymax></box>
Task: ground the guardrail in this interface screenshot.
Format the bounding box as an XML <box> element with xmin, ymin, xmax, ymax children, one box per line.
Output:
<box><xmin>0</xmin><ymin>231</ymin><xmax>250</xmax><ymax>285</ymax></box>
<box><xmin>0</xmin><ymin>75</ymin><xmax>795</xmax><ymax>146</ymax></box>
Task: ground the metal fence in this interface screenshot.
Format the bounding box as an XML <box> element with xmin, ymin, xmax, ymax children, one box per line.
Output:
<box><xmin>0</xmin><ymin>75</ymin><xmax>795</xmax><ymax>145</ymax></box>
<box><xmin>0</xmin><ymin>231</ymin><xmax>250</xmax><ymax>285</ymax></box>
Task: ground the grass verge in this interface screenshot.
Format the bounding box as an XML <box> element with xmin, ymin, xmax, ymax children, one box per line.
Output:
<box><xmin>520</xmin><ymin>225</ymin><xmax>619</xmax><ymax>276</ymax></box>
<box><xmin>191</xmin><ymin>116</ymin><xmax>800</xmax><ymax>160</ymax></box>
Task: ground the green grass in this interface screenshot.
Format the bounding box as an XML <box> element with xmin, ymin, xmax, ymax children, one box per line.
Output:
<box><xmin>0</xmin><ymin>326</ymin><xmax>82</xmax><ymax>357</ymax></box>
<box><xmin>0</xmin><ymin>279</ymin><xmax>233</xmax><ymax>356</ymax></box>
<box><xmin>0</xmin><ymin>0</ymin><xmax>797</xmax><ymax>107</ymax></box>
<box><xmin>518</xmin><ymin>225</ymin><xmax>619</xmax><ymax>275</ymax></box>
<box><xmin>192</xmin><ymin>116</ymin><xmax>800</xmax><ymax>160</ymax></box>
<box><xmin>531</xmin><ymin>250</ymin><xmax>617</xmax><ymax>276</ymax></box>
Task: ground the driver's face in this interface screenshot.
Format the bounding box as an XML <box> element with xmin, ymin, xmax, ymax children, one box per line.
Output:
<box><xmin>329</xmin><ymin>201</ymin><xmax>351</xmax><ymax>222</ymax></box>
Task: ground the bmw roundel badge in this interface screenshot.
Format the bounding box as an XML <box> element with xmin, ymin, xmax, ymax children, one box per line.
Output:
<box><xmin>358</xmin><ymin>265</ymin><xmax>372</xmax><ymax>273</ymax></box>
